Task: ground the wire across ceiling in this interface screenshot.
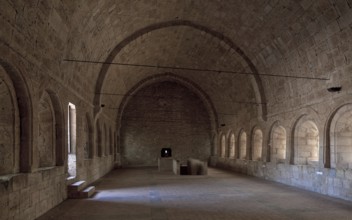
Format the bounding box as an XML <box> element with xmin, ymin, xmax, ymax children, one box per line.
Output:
<box><xmin>63</xmin><ymin>59</ymin><xmax>330</xmax><ymax>81</ymax></box>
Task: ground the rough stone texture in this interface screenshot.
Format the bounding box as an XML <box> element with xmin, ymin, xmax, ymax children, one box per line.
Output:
<box><xmin>38</xmin><ymin>92</ymin><xmax>55</xmax><ymax>168</ymax></box>
<box><xmin>0</xmin><ymin>0</ymin><xmax>352</xmax><ymax>219</ymax></box>
<box><xmin>0</xmin><ymin>76</ymin><xmax>15</xmax><ymax>175</ymax></box>
<box><xmin>121</xmin><ymin>81</ymin><xmax>211</xmax><ymax>167</ymax></box>
<box><xmin>252</xmin><ymin>129</ymin><xmax>263</xmax><ymax>161</ymax></box>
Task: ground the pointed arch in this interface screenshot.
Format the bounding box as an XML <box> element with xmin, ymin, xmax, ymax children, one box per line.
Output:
<box><xmin>228</xmin><ymin>131</ymin><xmax>236</xmax><ymax>159</ymax></box>
<box><xmin>239</xmin><ymin>130</ymin><xmax>247</xmax><ymax>160</ymax></box>
<box><xmin>93</xmin><ymin>20</ymin><xmax>267</xmax><ymax>121</ymax></box>
<box><xmin>292</xmin><ymin>115</ymin><xmax>319</xmax><ymax>165</ymax></box>
<box><xmin>0</xmin><ymin>59</ymin><xmax>33</xmax><ymax>172</ymax></box>
<box><xmin>328</xmin><ymin>104</ymin><xmax>352</xmax><ymax>169</ymax></box>
<box><xmin>252</xmin><ymin>127</ymin><xmax>263</xmax><ymax>161</ymax></box>
<box><xmin>269</xmin><ymin>122</ymin><xmax>287</xmax><ymax>163</ymax></box>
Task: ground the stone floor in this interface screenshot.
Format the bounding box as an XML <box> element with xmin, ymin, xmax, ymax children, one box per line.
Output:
<box><xmin>37</xmin><ymin>168</ymin><xmax>352</xmax><ymax>220</ymax></box>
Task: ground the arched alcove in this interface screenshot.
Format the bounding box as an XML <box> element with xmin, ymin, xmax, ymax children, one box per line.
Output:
<box><xmin>239</xmin><ymin>131</ymin><xmax>247</xmax><ymax>160</ymax></box>
<box><xmin>294</xmin><ymin>119</ymin><xmax>319</xmax><ymax>165</ymax></box>
<box><xmin>96</xmin><ymin>120</ymin><xmax>103</xmax><ymax>157</ymax></box>
<box><xmin>38</xmin><ymin>92</ymin><xmax>55</xmax><ymax>168</ymax></box>
<box><xmin>220</xmin><ymin>134</ymin><xmax>226</xmax><ymax>158</ymax></box>
<box><xmin>84</xmin><ymin>113</ymin><xmax>94</xmax><ymax>159</ymax></box>
<box><xmin>104</xmin><ymin>124</ymin><xmax>108</xmax><ymax>156</ymax></box>
<box><xmin>93</xmin><ymin>20</ymin><xmax>267</xmax><ymax>121</ymax></box>
<box><xmin>330</xmin><ymin>104</ymin><xmax>352</xmax><ymax>169</ymax></box>
<box><xmin>45</xmin><ymin>91</ymin><xmax>65</xmax><ymax>167</ymax></box>
<box><xmin>229</xmin><ymin>132</ymin><xmax>235</xmax><ymax>159</ymax></box>
<box><xmin>252</xmin><ymin>129</ymin><xmax>263</xmax><ymax>161</ymax></box>
<box><xmin>0</xmin><ymin>71</ymin><xmax>18</xmax><ymax>175</ymax></box>
<box><xmin>67</xmin><ymin>103</ymin><xmax>77</xmax><ymax>177</ymax></box>
<box><xmin>0</xmin><ymin>61</ymin><xmax>32</xmax><ymax>173</ymax></box>
<box><xmin>270</xmin><ymin>125</ymin><xmax>286</xmax><ymax>163</ymax></box>
<box><xmin>120</xmin><ymin>81</ymin><xmax>212</xmax><ymax>167</ymax></box>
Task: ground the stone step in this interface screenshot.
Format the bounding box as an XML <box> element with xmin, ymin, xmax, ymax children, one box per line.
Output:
<box><xmin>67</xmin><ymin>180</ymin><xmax>85</xmax><ymax>199</ymax></box>
<box><xmin>80</xmin><ymin>186</ymin><xmax>96</xmax><ymax>198</ymax></box>
<box><xmin>68</xmin><ymin>180</ymin><xmax>86</xmax><ymax>194</ymax></box>
<box><xmin>66</xmin><ymin>176</ymin><xmax>76</xmax><ymax>186</ymax></box>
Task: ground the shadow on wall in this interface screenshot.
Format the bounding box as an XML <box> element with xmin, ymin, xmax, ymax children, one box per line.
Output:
<box><xmin>120</xmin><ymin>81</ymin><xmax>212</xmax><ymax>167</ymax></box>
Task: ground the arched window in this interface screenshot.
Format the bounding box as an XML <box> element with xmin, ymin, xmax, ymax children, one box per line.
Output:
<box><xmin>0</xmin><ymin>75</ymin><xmax>17</xmax><ymax>175</ymax></box>
<box><xmin>38</xmin><ymin>92</ymin><xmax>55</xmax><ymax>168</ymax></box>
<box><xmin>270</xmin><ymin>125</ymin><xmax>286</xmax><ymax>163</ymax></box>
<box><xmin>0</xmin><ymin>61</ymin><xmax>32</xmax><ymax>173</ymax></box>
<box><xmin>104</xmin><ymin>124</ymin><xmax>108</xmax><ymax>156</ymax></box>
<box><xmin>240</xmin><ymin>131</ymin><xmax>247</xmax><ymax>159</ymax></box>
<box><xmin>252</xmin><ymin>129</ymin><xmax>263</xmax><ymax>161</ymax></box>
<box><xmin>330</xmin><ymin>105</ymin><xmax>352</xmax><ymax>169</ymax></box>
<box><xmin>294</xmin><ymin>120</ymin><xmax>319</xmax><ymax>165</ymax></box>
<box><xmin>221</xmin><ymin>134</ymin><xmax>226</xmax><ymax>158</ymax></box>
<box><xmin>68</xmin><ymin>103</ymin><xmax>77</xmax><ymax>177</ymax></box>
<box><xmin>229</xmin><ymin>133</ymin><xmax>235</xmax><ymax>158</ymax></box>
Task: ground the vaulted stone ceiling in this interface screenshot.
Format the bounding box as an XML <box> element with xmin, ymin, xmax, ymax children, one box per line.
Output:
<box><xmin>59</xmin><ymin>0</ymin><xmax>351</xmax><ymax>125</ymax></box>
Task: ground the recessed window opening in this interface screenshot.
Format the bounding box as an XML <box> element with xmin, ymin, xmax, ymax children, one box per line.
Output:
<box><xmin>240</xmin><ymin>131</ymin><xmax>247</xmax><ymax>159</ymax></box>
<box><xmin>68</xmin><ymin>102</ymin><xmax>76</xmax><ymax>177</ymax></box>
<box><xmin>271</xmin><ymin>125</ymin><xmax>286</xmax><ymax>163</ymax></box>
<box><xmin>221</xmin><ymin>134</ymin><xmax>226</xmax><ymax>158</ymax></box>
<box><xmin>0</xmin><ymin>77</ymin><xmax>16</xmax><ymax>175</ymax></box>
<box><xmin>229</xmin><ymin>133</ymin><xmax>235</xmax><ymax>158</ymax></box>
<box><xmin>38</xmin><ymin>93</ymin><xmax>55</xmax><ymax>168</ymax></box>
<box><xmin>295</xmin><ymin>120</ymin><xmax>319</xmax><ymax>165</ymax></box>
<box><xmin>84</xmin><ymin>117</ymin><xmax>90</xmax><ymax>159</ymax></box>
<box><xmin>331</xmin><ymin>108</ymin><xmax>352</xmax><ymax>169</ymax></box>
<box><xmin>252</xmin><ymin>129</ymin><xmax>263</xmax><ymax>161</ymax></box>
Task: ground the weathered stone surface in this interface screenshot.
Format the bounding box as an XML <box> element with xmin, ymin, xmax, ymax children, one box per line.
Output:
<box><xmin>0</xmin><ymin>1</ymin><xmax>352</xmax><ymax>219</ymax></box>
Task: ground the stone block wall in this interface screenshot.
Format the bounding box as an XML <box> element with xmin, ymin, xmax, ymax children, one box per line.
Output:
<box><xmin>0</xmin><ymin>167</ymin><xmax>66</xmax><ymax>220</ymax></box>
<box><xmin>120</xmin><ymin>81</ymin><xmax>212</xmax><ymax>167</ymax></box>
<box><xmin>212</xmin><ymin>157</ymin><xmax>352</xmax><ymax>202</ymax></box>
<box><xmin>213</xmin><ymin>102</ymin><xmax>352</xmax><ymax>202</ymax></box>
<box><xmin>0</xmin><ymin>2</ymin><xmax>118</xmax><ymax>219</ymax></box>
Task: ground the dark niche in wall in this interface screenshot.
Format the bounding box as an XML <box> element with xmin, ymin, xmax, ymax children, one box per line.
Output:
<box><xmin>161</xmin><ymin>148</ymin><xmax>172</xmax><ymax>157</ymax></box>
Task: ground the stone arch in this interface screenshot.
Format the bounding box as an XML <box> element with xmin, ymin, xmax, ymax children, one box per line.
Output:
<box><xmin>269</xmin><ymin>122</ymin><xmax>287</xmax><ymax>163</ymax></box>
<box><xmin>212</xmin><ymin>134</ymin><xmax>218</xmax><ymax>156</ymax></box>
<box><xmin>328</xmin><ymin>104</ymin><xmax>352</xmax><ymax>169</ymax></box>
<box><xmin>119</xmin><ymin>80</ymin><xmax>212</xmax><ymax>166</ymax></box>
<box><xmin>220</xmin><ymin>133</ymin><xmax>226</xmax><ymax>158</ymax></box>
<box><xmin>116</xmin><ymin>73</ymin><xmax>217</xmax><ymax>132</ymax></box>
<box><xmin>239</xmin><ymin>130</ymin><xmax>247</xmax><ymax>160</ymax></box>
<box><xmin>46</xmin><ymin>91</ymin><xmax>65</xmax><ymax>166</ymax></box>
<box><xmin>252</xmin><ymin>127</ymin><xmax>263</xmax><ymax>161</ymax></box>
<box><xmin>84</xmin><ymin>113</ymin><xmax>94</xmax><ymax>159</ymax></box>
<box><xmin>228</xmin><ymin>131</ymin><xmax>236</xmax><ymax>159</ymax></box>
<box><xmin>292</xmin><ymin>115</ymin><xmax>319</xmax><ymax>165</ymax></box>
<box><xmin>93</xmin><ymin>20</ymin><xmax>267</xmax><ymax>121</ymax></box>
<box><xmin>38</xmin><ymin>91</ymin><xmax>55</xmax><ymax>168</ymax></box>
<box><xmin>0</xmin><ymin>60</ymin><xmax>33</xmax><ymax>173</ymax></box>
<box><xmin>0</xmin><ymin>67</ymin><xmax>19</xmax><ymax>175</ymax></box>
<box><xmin>116</xmin><ymin>73</ymin><xmax>218</xmax><ymax>155</ymax></box>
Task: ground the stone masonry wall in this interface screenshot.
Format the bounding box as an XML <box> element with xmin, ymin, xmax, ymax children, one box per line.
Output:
<box><xmin>212</xmin><ymin>157</ymin><xmax>352</xmax><ymax>202</ymax></box>
<box><xmin>121</xmin><ymin>81</ymin><xmax>212</xmax><ymax>167</ymax></box>
<box><xmin>0</xmin><ymin>1</ymin><xmax>117</xmax><ymax>219</ymax></box>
